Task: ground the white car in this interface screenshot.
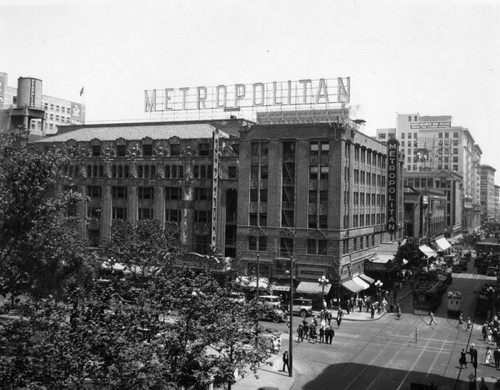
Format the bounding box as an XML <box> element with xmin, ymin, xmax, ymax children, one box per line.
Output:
<box><xmin>292</xmin><ymin>298</ymin><xmax>313</xmax><ymax>318</ymax></box>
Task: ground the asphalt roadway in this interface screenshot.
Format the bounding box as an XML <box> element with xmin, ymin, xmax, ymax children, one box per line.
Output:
<box><xmin>233</xmin><ymin>260</ymin><xmax>500</xmax><ymax>390</ymax></box>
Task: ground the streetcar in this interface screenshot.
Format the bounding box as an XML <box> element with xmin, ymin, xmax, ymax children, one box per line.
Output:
<box><xmin>447</xmin><ymin>291</ymin><xmax>462</xmax><ymax>315</ymax></box>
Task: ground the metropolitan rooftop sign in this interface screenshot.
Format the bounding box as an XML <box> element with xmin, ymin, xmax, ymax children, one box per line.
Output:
<box><xmin>144</xmin><ymin>77</ymin><xmax>350</xmax><ymax>113</ymax></box>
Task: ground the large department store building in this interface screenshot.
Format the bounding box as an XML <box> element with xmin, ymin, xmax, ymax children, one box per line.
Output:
<box><xmin>25</xmin><ymin>76</ymin><xmax>405</xmax><ymax>292</ymax></box>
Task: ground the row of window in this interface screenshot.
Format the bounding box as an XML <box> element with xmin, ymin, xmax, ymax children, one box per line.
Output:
<box><xmin>353</xmin><ymin>170</ymin><xmax>386</xmax><ymax>186</ymax></box>
<box><xmin>44</xmin><ymin>103</ymin><xmax>71</xmax><ymax>113</ymax></box>
<box><xmin>89</xmin><ymin>142</ymin><xmax>213</xmax><ymax>158</ymax></box>
<box><xmin>79</xmin><ymin>164</ymin><xmax>215</xmax><ymax>179</ymax></box>
<box><xmin>406</xmin><ymin>165</ymin><xmax>459</xmax><ymax>172</ymax></box>
<box><xmin>90</xmin><ymin>206</ymin><xmax>210</xmax><ymax>223</ymax></box>
<box><xmin>353</xmin><ymin>192</ymin><xmax>386</xmax><ymax>206</ymax></box>
<box><xmin>247</xmin><ymin>211</ymin><xmax>386</xmax><ymax>229</ymax></box>
<box><xmin>251</xmin><ymin>140</ymin><xmax>386</xmax><ymax>168</ymax></box>
<box><xmin>252</xmin><ymin>234</ymin><xmax>381</xmax><ymax>257</ymax></box>
<box><xmin>88</xmin><ymin>185</ymin><xmax>214</xmax><ymax>201</ymax></box>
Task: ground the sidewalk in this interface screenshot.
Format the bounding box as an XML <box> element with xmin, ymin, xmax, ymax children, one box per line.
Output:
<box><xmin>232</xmin><ymin>284</ymin><xmax>414</xmax><ymax>389</ymax></box>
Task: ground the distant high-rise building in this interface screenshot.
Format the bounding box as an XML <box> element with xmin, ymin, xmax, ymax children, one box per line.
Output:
<box><xmin>480</xmin><ymin>164</ymin><xmax>496</xmax><ymax>223</ymax></box>
<box><xmin>377</xmin><ymin>113</ymin><xmax>482</xmax><ymax>235</ymax></box>
<box><xmin>0</xmin><ymin>72</ymin><xmax>85</xmax><ymax>135</ymax></box>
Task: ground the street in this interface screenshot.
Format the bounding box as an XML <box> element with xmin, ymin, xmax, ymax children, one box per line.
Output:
<box><xmin>234</xmin><ymin>259</ymin><xmax>500</xmax><ymax>389</ymax></box>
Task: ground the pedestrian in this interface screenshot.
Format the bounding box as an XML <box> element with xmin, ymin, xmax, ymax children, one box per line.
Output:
<box><xmin>310</xmin><ymin>326</ymin><xmax>317</xmax><ymax>344</ymax></box>
<box><xmin>370</xmin><ymin>304</ymin><xmax>375</xmax><ymax>319</ymax></box>
<box><xmin>312</xmin><ymin>316</ymin><xmax>318</xmax><ymax>327</ymax></box>
<box><xmin>459</xmin><ymin>349</ymin><xmax>468</xmax><ymax>368</ymax></box>
<box><xmin>358</xmin><ymin>297</ymin><xmax>363</xmax><ymax>312</ymax></box>
<box><xmin>429</xmin><ymin>312</ymin><xmax>438</xmax><ymax>326</ymax></box>
<box><xmin>327</xmin><ymin>310</ymin><xmax>332</xmax><ymax>327</ymax></box>
<box><xmin>282</xmin><ymin>350</ymin><xmax>289</xmax><ymax>372</ymax></box>
<box><xmin>303</xmin><ymin>320</ymin><xmax>309</xmax><ymax>340</ymax></box>
<box><xmin>467</xmin><ymin>317</ymin><xmax>473</xmax><ymax>332</ymax></box>
<box><xmin>486</xmin><ymin>346</ymin><xmax>493</xmax><ymax>365</ymax></box>
<box><xmin>297</xmin><ymin>324</ymin><xmax>304</xmax><ymax>342</ymax></box>
<box><xmin>483</xmin><ymin>322</ymin><xmax>489</xmax><ymax>341</ymax></box>
<box><xmin>470</xmin><ymin>344</ymin><xmax>479</xmax><ymax>375</ymax></box>
<box><xmin>494</xmin><ymin>347</ymin><xmax>500</xmax><ymax>369</ymax></box>
<box><xmin>396</xmin><ymin>303</ymin><xmax>402</xmax><ymax>320</ymax></box>
<box><xmin>337</xmin><ymin>309</ymin><xmax>343</xmax><ymax>328</ymax></box>
<box><xmin>319</xmin><ymin>326</ymin><xmax>325</xmax><ymax>343</ymax></box>
<box><xmin>325</xmin><ymin>326</ymin><xmax>334</xmax><ymax>344</ymax></box>
<box><xmin>320</xmin><ymin>317</ymin><xmax>326</xmax><ymax>330</ymax></box>
<box><xmin>458</xmin><ymin>313</ymin><xmax>464</xmax><ymax>329</ymax></box>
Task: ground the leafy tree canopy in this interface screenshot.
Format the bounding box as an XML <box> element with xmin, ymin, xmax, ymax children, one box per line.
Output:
<box><xmin>0</xmin><ymin>129</ymin><xmax>95</xmax><ymax>301</ymax></box>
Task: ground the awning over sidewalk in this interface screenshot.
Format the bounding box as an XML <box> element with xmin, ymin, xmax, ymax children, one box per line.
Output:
<box><xmin>295</xmin><ymin>281</ymin><xmax>331</xmax><ymax>295</ymax></box>
<box><xmin>341</xmin><ymin>279</ymin><xmax>364</xmax><ymax>293</ymax></box>
<box><xmin>371</xmin><ymin>254</ymin><xmax>394</xmax><ymax>264</ymax></box>
<box><xmin>358</xmin><ymin>273</ymin><xmax>375</xmax><ymax>284</ymax></box>
<box><xmin>353</xmin><ymin>276</ymin><xmax>370</xmax><ymax>290</ymax></box>
<box><xmin>270</xmin><ymin>284</ymin><xmax>290</xmax><ymax>292</ymax></box>
<box><xmin>236</xmin><ymin>276</ymin><xmax>269</xmax><ymax>289</ymax></box>
<box><xmin>419</xmin><ymin>245</ymin><xmax>437</xmax><ymax>258</ymax></box>
<box><xmin>435</xmin><ymin>237</ymin><xmax>451</xmax><ymax>251</ymax></box>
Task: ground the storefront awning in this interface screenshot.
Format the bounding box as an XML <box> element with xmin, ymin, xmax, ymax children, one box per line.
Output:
<box><xmin>435</xmin><ymin>237</ymin><xmax>451</xmax><ymax>251</ymax></box>
<box><xmin>419</xmin><ymin>245</ymin><xmax>437</xmax><ymax>258</ymax></box>
<box><xmin>236</xmin><ymin>276</ymin><xmax>269</xmax><ymax>289</ymax></box>
<box><xmin>295</xmin><ymin>281</ymin><xmax>331</xmax><ymax>295</ymax></box>
<box><xmin>353</xmin><ymin>276</ymin><xmax>370</xmax><ymax>290</ymax></box>
<box><xmin>371</xmin><ymin>254</ymin><xmax>394</xmax><ymax>264</ymax></box>
<box><xmin>358</xmin><ymin>273</ymin><xmax>375</xmax><ymax>284</ymax></box>
<box><xmin>341</xmin><ymin>279</ymin><xmax>364</xmax><ymax>293</ymax></box>
<box><xmin>271</xmin><ymin>284</ymin><xmax>290</xmax><ymax>292</ymax></box>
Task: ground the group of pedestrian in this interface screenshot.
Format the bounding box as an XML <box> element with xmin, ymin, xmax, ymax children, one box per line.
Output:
<box><xmin>297</xmin><ymin>316</ymin><xmax>335</xmax><ymax>344</ymax></box>
<box><xmin>457</xmin><ymin>312</ymin><xmax>473</xmax><ymax>332</ymax></box>
<box><xmin>481</xmin><ymin>317</ymin><xmax>500</xmax><ymax>346</ymax></box>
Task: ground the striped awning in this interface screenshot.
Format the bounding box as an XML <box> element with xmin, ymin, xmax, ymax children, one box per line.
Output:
<box><xmin>419</xmin><ymin>245</ymin><xmax>437</xmax><ymax>258</ymax></box>
<box><xmin>358</xmin><ymin>273</ymin><xmax>375</xmax><ymax>284</ymax></box>
<box><xmin>341</xmin><ymin>279</ymin><xmax>364</xmax><ymax>293</ymax></box>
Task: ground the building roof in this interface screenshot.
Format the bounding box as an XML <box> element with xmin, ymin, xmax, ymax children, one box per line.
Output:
<box><xmin>34</xmin><ymin>123</ymin><xmax>227</xmax><ymax>143</ymax></box>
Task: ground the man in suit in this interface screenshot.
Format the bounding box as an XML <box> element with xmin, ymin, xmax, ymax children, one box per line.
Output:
<box><xmin>469</xmin><ymin>344</ymin><xmax>478</xmax><ymax>377</ymax></box>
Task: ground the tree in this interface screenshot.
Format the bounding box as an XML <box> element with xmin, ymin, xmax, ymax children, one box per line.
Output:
<box><xmin>0</xmin><ymin>268</ymin><xmax>275</xmax><ymax>389</ymax></box>
<box><xmin>105</xmin><ymin>219</ymin><xmax>181</xmax><ymax>279</ymax></box>
<box><xmin>0</xmin><ymin>129</ymin><xmax>94</xmax><ymax>302</ymax></box>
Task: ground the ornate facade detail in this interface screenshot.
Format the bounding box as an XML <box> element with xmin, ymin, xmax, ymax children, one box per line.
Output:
<box><xmin>128</xmin><ymin>142</ymin><xmax>141</xmax><ymax>158</ymax></box>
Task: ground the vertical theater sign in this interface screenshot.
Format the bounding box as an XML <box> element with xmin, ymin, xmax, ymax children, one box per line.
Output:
<box><xmin>386</xmin><ymin>138</ymin><xmax>399</xmax><ymax>233</ymax></box>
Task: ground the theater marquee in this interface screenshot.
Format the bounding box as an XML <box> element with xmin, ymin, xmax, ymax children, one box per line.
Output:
<box><xmin>144</xmin><ymin>77</ymin><xmax>350</xmax><ymax>113</ymax></box>
<box><xmin>386</xmin><ymin>139</ymin><xmax>399</xmax><ymax>234</ymax></box>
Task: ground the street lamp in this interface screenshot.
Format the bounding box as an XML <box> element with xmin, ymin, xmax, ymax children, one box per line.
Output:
<box><xmin>374</xmin><ymin>280</ymin><xmax>383</xmax><ymax>303</ymax></box>
<box><xmin>318</xmin><ymin>275</ymin><xmax>330</xmax><ymax>311</ymax></box>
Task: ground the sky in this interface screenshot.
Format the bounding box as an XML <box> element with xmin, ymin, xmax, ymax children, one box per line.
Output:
<box><xmin>1</xmin><ymin>0</ymin><xmax>499</xmax><ymax>176</ymax></box>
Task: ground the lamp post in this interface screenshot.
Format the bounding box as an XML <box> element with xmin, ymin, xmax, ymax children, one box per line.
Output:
<box><xmin>374</xmin><ymin>280</ymin><xmax>383</xmax><ymax>303</ymax></box>
<box><xmin>318</xmin><ymin>275</ymin><xmax>330</xmax><ymax>311</ymax></box>
<box><xmin>288</xmin><ymin>255</ymin><xmax>294</xmax><ymax>378</ymax></box>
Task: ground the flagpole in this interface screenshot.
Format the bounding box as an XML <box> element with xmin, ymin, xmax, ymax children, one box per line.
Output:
<box><xmin>80</xmin><ymin>86</ymin><xmax>85</xmax><ymax>124</ymax></box>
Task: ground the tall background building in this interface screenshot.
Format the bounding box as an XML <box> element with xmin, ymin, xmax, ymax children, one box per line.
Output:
<box><xmin>376</xmin><ymin>113</ymin><xmax>485</xmax><ymax>236</ymax></box>
<box><xmin>0</xmin><ymin>72</ymin><xmax>85</xmax><ymax>135</ymax></box>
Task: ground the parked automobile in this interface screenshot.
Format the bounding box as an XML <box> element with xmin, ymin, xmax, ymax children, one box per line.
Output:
<box><xmin>258</xmin><ymin>295</ymin><xmax>287</xmax><ymax>323</ymax></box>
<box><xmin>228</xmin><ymin>292</ymin><xmax>246</xmax><ymax>304</ymax></box>
<box><xmin>292</xmin><ymin>298</ymin><xmax>313</xmax><ymax>318</ymax></box>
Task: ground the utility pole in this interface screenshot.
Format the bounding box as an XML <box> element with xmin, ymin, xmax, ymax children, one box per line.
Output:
<box><xmin>289</xmin><ymin>255</ymin><xmax>294</xmax><ymax>378</ymax></box>
<box><xmin>255</xmin><ymin>254</ymin><xmax>260</xmax><ymax>348</ymax></box>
